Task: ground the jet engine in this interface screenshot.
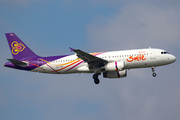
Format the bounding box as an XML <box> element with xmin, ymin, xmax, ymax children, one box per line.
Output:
<box><xmin>102</xmin><ymin>61</ymin><xmax>125</xmax><ymax>71</ymax></box>
<box><xmin>103</xmin><ymin>69</ymin><xmax>127</xmax><ymax>78</ymax></box>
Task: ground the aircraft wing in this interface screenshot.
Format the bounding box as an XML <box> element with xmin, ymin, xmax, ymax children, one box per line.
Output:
<box><xmin>70</xmin><ymin>47</ymin><xmax>108</xmax><ymax>68</ymax></box>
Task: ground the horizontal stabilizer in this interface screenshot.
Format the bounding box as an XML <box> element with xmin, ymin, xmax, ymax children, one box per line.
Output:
<box><xmin>7</xmin><ymin>59</ymin><xmax>28</xmax><ymax>67</ymax></box>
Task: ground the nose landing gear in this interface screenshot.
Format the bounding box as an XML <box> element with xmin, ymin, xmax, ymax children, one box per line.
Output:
<box><xmin>93</xmin><ymin>73</ymin><xmax>101</xmax><ymax>84</ymax></box>
<box><xmin>151</xmin><ymin>67</ymin><xmax>156</xmax><ymax>77</ymax></box>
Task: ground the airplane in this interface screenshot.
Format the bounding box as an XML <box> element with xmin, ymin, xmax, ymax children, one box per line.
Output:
<box><xmin>4</xmin><ymin>33</ymin><xmax>176</xmax><ymax>84</ymax></box>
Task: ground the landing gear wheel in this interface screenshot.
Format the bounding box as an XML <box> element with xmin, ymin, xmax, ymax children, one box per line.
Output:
<box><xmin>93</xmin><ymin>73</ymin><xmax>101</xmax><ymax>84</ymax></box>
<box><xmin>93</xmin><ymin>74</ymin><xmax>98</xmax><ymax>79</ymax></box>
<box><xmin>152</xmin><ymin>73</ymin><xmax>156</xmax><ymax>77</ymax></box>
<box><xmin>94</xmin><ymin>78</ymin><xmax>100</xmax><ymax>84</ymax></box>
<box><xmin>151</xmin><ymin>66</ymin><xmax>157</xmax><ymax>77</ymax></box>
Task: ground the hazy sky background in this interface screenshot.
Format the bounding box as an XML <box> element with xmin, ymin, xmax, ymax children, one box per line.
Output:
<box><xmin>0</xmin><ymin>0</ymin><xmax>180</xmax><ymax>120</ymax></box>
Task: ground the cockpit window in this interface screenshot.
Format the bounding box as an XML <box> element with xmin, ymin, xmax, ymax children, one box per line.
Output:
<box><xmin>161</xmin><ymin>51</ymin><xmax>169</xmax><ymax>54</ymax></box>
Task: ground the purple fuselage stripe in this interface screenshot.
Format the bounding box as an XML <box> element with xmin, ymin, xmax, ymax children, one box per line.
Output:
<box><xmin>46</xmin><ymin>63</ymin><xmax>57</xmax><ymax>73</ymax></box>
<box><xmin>115</xmin><ymin>62</ymin><xmax>120</xmax><ymax>78</ymax></box>
<box><xmin>65</xmin><ymin>61</ymin><xmax>84</xmax><ymax>72</ymax></box>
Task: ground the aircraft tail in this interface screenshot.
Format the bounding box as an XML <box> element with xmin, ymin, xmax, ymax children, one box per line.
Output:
<box><xmin>5</xmin><ymin>33</ymin><xmax>38</xmax><ymax>60</ymax></box>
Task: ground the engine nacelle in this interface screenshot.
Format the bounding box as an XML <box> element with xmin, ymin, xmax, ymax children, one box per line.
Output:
<box><xmin>103</xmin><ymin>61</ymin><xmax>125</xmax><ymax>71</ymax></box>
<box><xmin>103</xmin><ymin>70</ymin><xmax>127</xmax><ymax>78</ymax></box>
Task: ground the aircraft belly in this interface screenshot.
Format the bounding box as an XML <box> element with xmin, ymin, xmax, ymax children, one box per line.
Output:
<box><xmin>126</xmin><ymin>61</ymin><xmax>146</xmax><ymax>69</ymax></box>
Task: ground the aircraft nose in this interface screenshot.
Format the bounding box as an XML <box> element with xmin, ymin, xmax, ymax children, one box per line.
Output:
<box><xmin>171</xmin><ymin>55</ymin><xmax>176</xmax><ymax>63</ymax></box>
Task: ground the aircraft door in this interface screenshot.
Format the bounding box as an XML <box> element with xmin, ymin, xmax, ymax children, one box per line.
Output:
<box><xmin>150</xmin><ymin>49</ymin><xmax>156</xmax><ymax>59</ymax></box>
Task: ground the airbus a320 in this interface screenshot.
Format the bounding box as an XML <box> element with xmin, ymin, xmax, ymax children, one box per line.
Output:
<box><xmin>4</xmin><ymin>33</ymin><xmax>176</xmax><ymax>84</ymax></box>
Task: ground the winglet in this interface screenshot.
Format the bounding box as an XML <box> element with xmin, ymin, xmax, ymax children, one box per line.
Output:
<box><xmin>69</xmin><ymin>47</ymin><xmax>74</xmax><ymax>52</ymax></box>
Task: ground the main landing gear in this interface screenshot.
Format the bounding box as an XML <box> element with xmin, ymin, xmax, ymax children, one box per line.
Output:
<box><xmin>93</xmin><ymin>73</ymin><xmax>101</xmax><ymax>84</ymax></box>
<box><xmin>151</xmin><ymin>66</ymin><xmax>156</xmax><ymax>77</ymax></box>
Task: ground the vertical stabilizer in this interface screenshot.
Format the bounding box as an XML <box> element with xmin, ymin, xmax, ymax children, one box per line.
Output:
<box><xmin>5</xmin><ymin>33</ymin><xmax>38</xmax><ymax>60</ymax></box>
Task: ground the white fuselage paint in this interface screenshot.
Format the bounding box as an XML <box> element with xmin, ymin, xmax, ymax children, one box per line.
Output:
<box><xmin>32</xmin><ymin>48</ymin><xmax>176</xmax><ymax>74</ymax></box>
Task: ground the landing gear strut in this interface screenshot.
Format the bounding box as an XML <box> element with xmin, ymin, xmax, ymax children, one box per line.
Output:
<box><xmin>93</xmin><ymin>73</ymin><xmax>101</xmax><ymax>84</ymax></box>
<box><xmin>151</xmin><ymin>67</ymin><xmax>156</xmax><ymax>77</ymax></box>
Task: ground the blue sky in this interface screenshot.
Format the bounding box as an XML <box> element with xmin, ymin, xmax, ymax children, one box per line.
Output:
<box><xmin>0</xmin><ymin>0</ymin><xmax>180</xmax><ymax>120</ymax></box>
